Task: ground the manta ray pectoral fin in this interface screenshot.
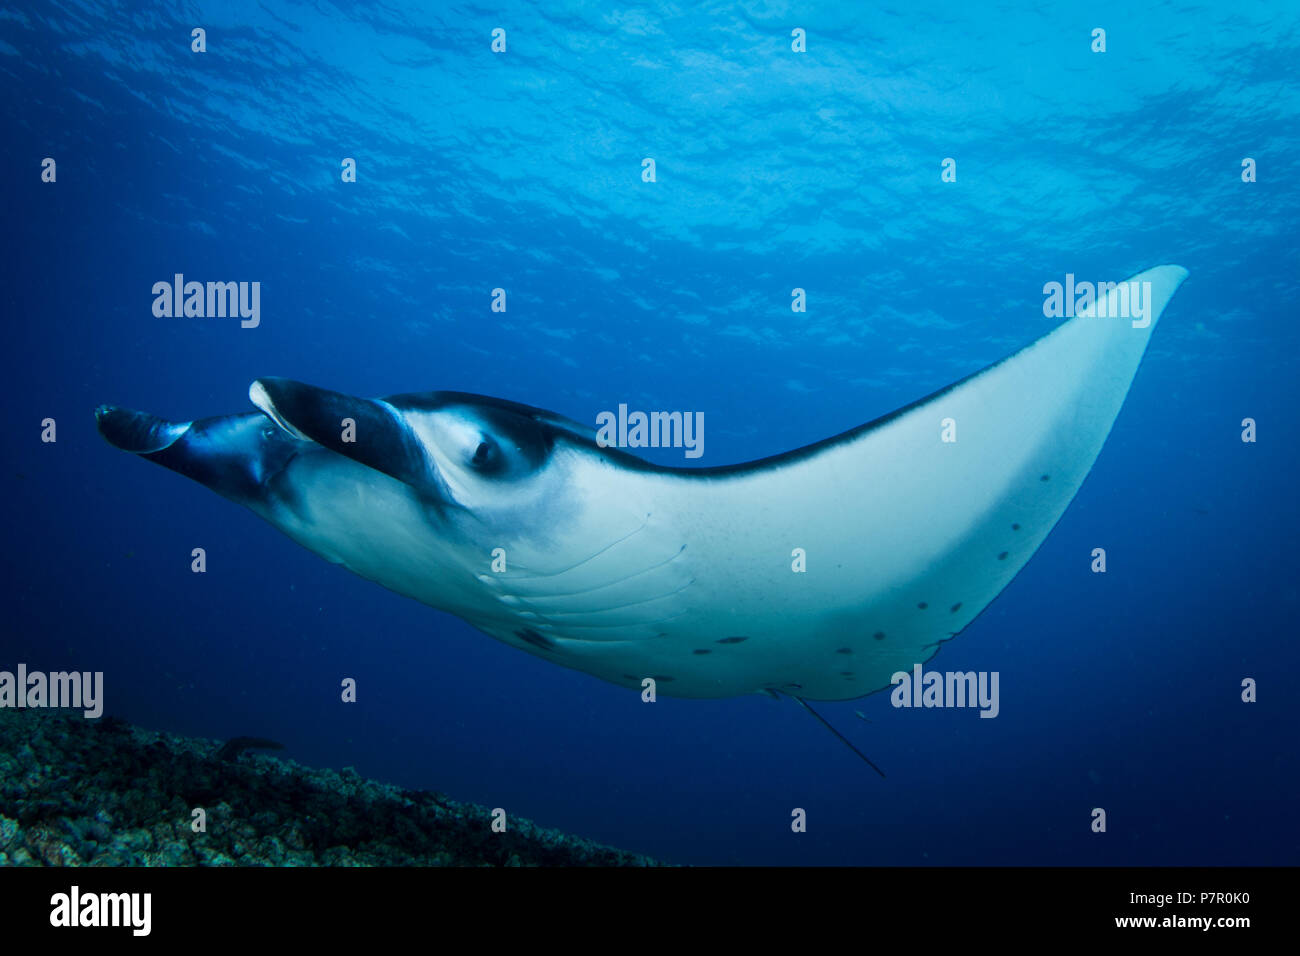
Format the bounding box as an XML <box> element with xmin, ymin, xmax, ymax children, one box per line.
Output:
<box><xmin>629</xmin><ymin>264</ymin><xmax>1189</xmax><ymax>701</ymax></box>
<box><xmin>249</xmin><ymin>378</ymin><xmax>435</xmax><ymax>493</ymax></box>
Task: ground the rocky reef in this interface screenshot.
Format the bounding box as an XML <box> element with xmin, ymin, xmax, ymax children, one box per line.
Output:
<box><xmin>0</xmin><ymin>708</ymin><xmax>659</xmax><ymax>866</ymax></box>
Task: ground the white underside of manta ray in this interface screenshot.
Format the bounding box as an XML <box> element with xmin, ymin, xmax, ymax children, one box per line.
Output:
<box><xmin>96</xmin><ymin>265</ymin><xmax>1187</xmax><ymax>703</ymax></box>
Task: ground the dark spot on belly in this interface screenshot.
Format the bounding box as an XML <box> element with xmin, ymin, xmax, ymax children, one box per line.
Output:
<box><xmin>516</xmin><ymin>628</ymin><xmax>555</xmax><ymax>651</ymax></box>
<box><xmin>836</xmin><ymin>647</ymin><xmax>853</xmax><ymax>655</ymax></box>
<box><xmin>950</xmin><ymin>603</ymin><xmax>962</xmax><ymax>613</ymax></box>
<box><xmin>917</xmin><ymin>601</ymin><xmax>928</xmax><ymax>609</ymax></box>
<box><xmin>872</xmin><ymin>631</ymin><xmax>886</xmax><ymax>641</ymax></box>
<box><xmin>692</xmin><ymin>649</ymin><xmax>711</xmax><ymax>655</ymax></box>
<box><xmin>716</xmin><ymin>636</ymin><xmax>749</xmax><ymax>644</ymax></box>
<box><xmin>1011</xmin><ymin>523</ymin><xmax>1021</xmax><ymax>530</ymax></box>
<box><xmin>998</xmin><ymin>551</ymin><xmax>1008</xmax><ymax>560</ymax></box>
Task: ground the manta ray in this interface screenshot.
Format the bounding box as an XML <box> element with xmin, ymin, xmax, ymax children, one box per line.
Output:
<box><xmin>97</xmin><ymin>266</ymin><xmax>1187</xmax><ymax>727</ymax></box>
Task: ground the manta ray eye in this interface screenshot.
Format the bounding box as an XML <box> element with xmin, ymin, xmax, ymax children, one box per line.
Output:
<box><xmin>439</xmin><ymin>404</ymin><xmax>553</xmax><ymax>481</ymax></box>
<box><xmin>468</xmin><ymin>436</ymin><xmax>502</xmax><ymax>472</ymax></box>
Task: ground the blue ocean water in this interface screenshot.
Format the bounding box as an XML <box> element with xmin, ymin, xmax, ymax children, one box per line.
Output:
<box><xmin>2</xmin><ymin>0</ymin><xmax>1297</xmax><ymax>866</ymax></box>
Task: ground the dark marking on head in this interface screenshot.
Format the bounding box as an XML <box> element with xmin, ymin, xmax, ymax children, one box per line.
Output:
<box><xmin>840</xmin><ymin>671</ymin><xmax>854</xmax><ymax>677</ymax></box>
<box><xmin>998</xmin><ymin>551</ymin><xmax>1008</xmax><ymax>560</ymax></box>
<box><xmin>1040</xmin><ymin>474</ymin><xmax>1050</xmax><ymax>481</ymax></box>
<box><xmin>1011</xmin><ymin>523</ymin><xmax>1021</xmax><ymax>530</ymax></box>
<box><xmin>917</xmin><ymin>601</ymin><xmax>928</xmax><ymax>609</ymax></box>
<box><xmin>872</xmin><ymin>631</ymin><xmax>886</xmax><ymax>641</ymax></box>
<box><xmin>716</xmin><ymin>635</ymin><xmax>749</xmax><ymax>644</ymax></box>
<box><xmin>480</xmin><ymin>340</ymin><xmax>1029</xmax><ymax>480</ymax></box>
<box><xmin>361</xmin><ymin>345</ymin><xmax>1032</xmax><ymax>485</ymax></box>
<box><xmin>692</xmin><ymin>649</ymin><xmax>711</xmax><ymax>655</ymax></box>
<box><xmin>515</xmin><ymin>628</ymin><xmax>555</xmax><ymax>651</ymax></box>
<box><xmin>950</xmin><ymin>602</ymin><xmax>962</xmax><ymax>613</ymax></box>
<box><xmin>836</xmin><ymin>647</ymin><xmax>853</xmax><ymax>655</ymax></box>
<box><xmin>387</xmin><ymin>391</ymin><xmax>561</xmax><ymax>472</ymax></box>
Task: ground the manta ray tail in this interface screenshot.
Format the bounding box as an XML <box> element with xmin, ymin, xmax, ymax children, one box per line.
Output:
<box><xmin>793</xmin><ymin>696</ymin><xmax>887</xmax><ymax>778</ymax></box>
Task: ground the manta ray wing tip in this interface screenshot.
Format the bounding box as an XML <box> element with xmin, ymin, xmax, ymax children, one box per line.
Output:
<box><xmin>1145</xmin><ymin>263</ymin><xmax>1190</xmax><ymax>293</ymax></box>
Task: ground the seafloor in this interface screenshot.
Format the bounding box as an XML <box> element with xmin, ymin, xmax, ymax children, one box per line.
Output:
<box><xmin>0</xmin><ymin>708</ymin><xmax>659</xmax><ymax>866</ymax></box>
